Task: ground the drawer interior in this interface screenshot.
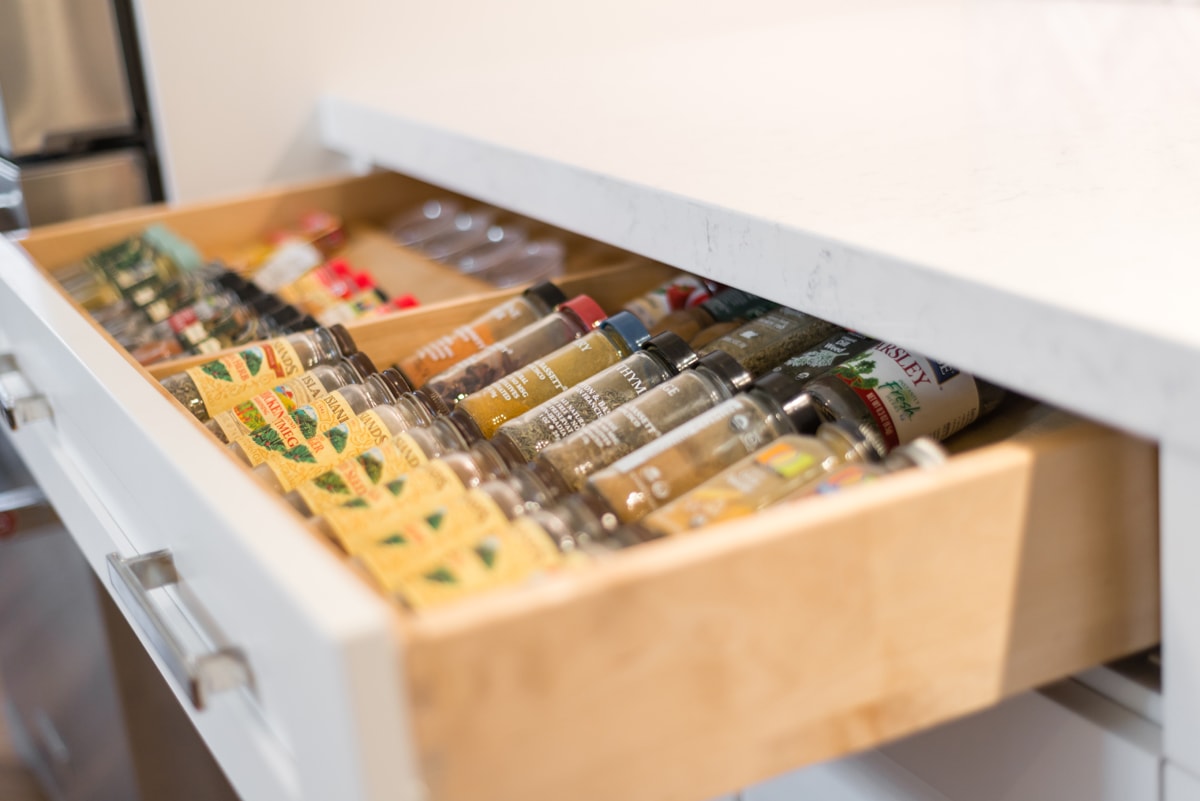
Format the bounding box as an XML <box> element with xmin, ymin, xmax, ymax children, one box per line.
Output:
<box><xmin>16</xmin><ymin>173</ymin><xmax>1162</xmax><ymax>801</ymax></box>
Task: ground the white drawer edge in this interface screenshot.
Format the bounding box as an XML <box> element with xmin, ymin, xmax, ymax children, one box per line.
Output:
<box><xmin>0</xmin><ymin>237</ymin><xmax>421</xmax><ymax>801</ymax></box>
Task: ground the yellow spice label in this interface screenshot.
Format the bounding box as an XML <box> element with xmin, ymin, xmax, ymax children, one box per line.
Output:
<box><xmin>185</xmin><ymin>340</ymin><xmax>304</xmax><ymax>416</ymax></box>
<box><xmin>212</xmin><ymin>370</ymin><xmax>328</xmax><ymax>441</ymax></box>
<box><xmin>260</xmin><ymin>408</ymin><xmax>394</xmax><ymax>492</ymax></box>
<box><xmin>234</xmin><ymin>391</ymin><xmax>358</xmax><ymax>467</ymax></box>
<box><xmin>323</xmin><ymin>460</ymin><xmax>466</xmax><ymax>552</ymax></box>
<box><xmin>394</xmin><ymin>518</ymin><xmax>564</xmax><ymax>609</ymax></box>
<box><xmin>297</xmin><ymin>433</ymin><xmax>432</xmax><ymax>517</ymax></box>
<box><xmin>355</xmin><ymin>490</ymin><xmax>510</xmax><ymax>587</ymax></box>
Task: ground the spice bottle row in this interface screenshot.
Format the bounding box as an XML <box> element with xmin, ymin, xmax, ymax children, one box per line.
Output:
<box><xmin>157</xmin><ymin>272</ymin><xmax>1002</xmax><ymax>611</ymax></box>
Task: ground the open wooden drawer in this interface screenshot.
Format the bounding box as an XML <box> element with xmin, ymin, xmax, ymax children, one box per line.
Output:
<box><xmin>0</xmin><ymin>171</ymin><xmax>1159</xmax><ymax>801</ymax></box>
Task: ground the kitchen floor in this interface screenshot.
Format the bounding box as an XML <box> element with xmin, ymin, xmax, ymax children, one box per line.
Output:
<box><xmin>0</xmin><ymin>683</ymin><xmax>48</xmax><ymax>801</ymax></box>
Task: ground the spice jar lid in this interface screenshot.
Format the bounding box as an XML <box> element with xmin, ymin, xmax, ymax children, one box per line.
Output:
<box><xmin>233</xmin><ymin>282</ymin><xmax>266</xmax><ymax>303</ymax></box>
<box><xmin>642</xmin><ymin>331</ymin><xmax>698</xmax><ymax>374</ymax></box>
<box><xmin>250</xmin><ymin>293</ymin><xmax>284</xmax><ymax>314</ymax></box>
<box><xmin>695</xmin><ymin>351</ymin><xmax>753</xmax><ymax>393</ymax></box>
<box><xmin>599</xmin><ymin>311</ymin><xmax>651</xmax><ymax>351</ymax></box>
<box><xmin>557</xmin><ymin>295</ymin><xmax>607</xmax><ymax>330</ymax></box>
<box><xmin>346</xmin><ymin>352</ymin><xmax>378</xmax><ymax>378</ymax></box>
<box><xmin>750</xmin><ymin>372</ymin><xmax>822</xmax><ymax>434</ymax></box>
<box><xmin>267</xmin><ymin>305</ymin><xmax>302</xmax><ymax>327</ymax></box>
<box><xmin>378</xmin><ymin>368</ymin><xmax>413</xmax><ymax>398</ymax></box>
<box><xmin>328</xmin><ymin>323</ymin><xmax>358</xmax><ymax>356</ymax></box>
<box><xmin>215</xmin><ymin>270</ymin><xmax>247</xmax><ymax>291</ymax></box>
<box><xmin>292</xmin><ymin>314</ymin><xmax>320</xmax><ymax>331</ymax></box>
<box><xmin>524</xmin><ymin>280</ymin><xmax>567</xmax><ymax>309</ymax></box>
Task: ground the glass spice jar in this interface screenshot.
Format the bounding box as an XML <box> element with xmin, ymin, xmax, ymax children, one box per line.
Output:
<box><xmin>396</xmin><ymin>281</ymin><xmax>567</xmax><ymax>387</ymax></box>
<box><xmin>696</xmin><ymin>307</ymin><xmax>843</xmax><ymax>377</ymax></box>
<box><xmin>230</xmin><ymin>368</ymin><xmax>411</xmax><ymax>467</ymax></box>
<box><xmin>384</xmin><ymin>494</ymin><xmax>653</xmax><ymax>609</ymax></box>
<box><xmin>353</xmin><ymin>469</ymin><xmax>557</xmax><ymax>588</ymax></box>
<box><xmin>250</xmin><ymin>400</ymin><xmax>436</xmax><ymax>493</ymax></box>
<box><xmin>650</xmin><ymin>286</ymin><xmax>778</xmax><ymax>341</ymax></box>
<box><xmin>787</xmin><ymin>436</ymin><xmax>949</xmax><ymax>501</ymax></box>
<box><xmin>488</xmin><ymin>331</ymin><xmax>698</xmax><ymax>466</ymax></box>
<box><xmin>204</xmin><ymin>353</ymin><xmax>376</xmax><ymax>443</ymax></box>
<box><xmin>447</xmin><ymin>311</ymin><xmax>651</xmax><ymax>441</ymax></box>
<box><xmin>770</xmin><ymin>330</ymin><xmax>878</xmax><ymax>387</ymax></box>
<box><xmin>524</xmin><ymin>350</ymin><xmax>754</xmax><ymax>497</ymax></box>
<box><xmin>638</xmin><ymin>422</ymin><xmax>882</xmax><ymax>536</ymax></box>
<box><xmin>286</xmin><ymin>417</ymin><xmax>469</xmax><ymax>517</ymax></box>
<box><xmin>160</xmin><ymin>324</ymin><xmax>358</xmax><ymax>422</ymax></box>
<box><xmin>621</xmin><ymin>274</ymin><xmax>716</xmax><ymax>328</ymax></box>
<box><xmin>415</xmin><ymin>295</ymin><xmax>609</xmax><ymax>415</ymax></box>
<box><xmin>582</xmin><ymin>372</ymin><xmax>823</xmax><ymax>524</ymax></box>
<box><xmin>798</xmin><ymin>341</ymin><xmax>1008</xmax><ymax>456</ymax></box>
<box><xmin>315</xmin><ymin>441</ymin><xmax>513</xmax><ymax>554</ymax></box>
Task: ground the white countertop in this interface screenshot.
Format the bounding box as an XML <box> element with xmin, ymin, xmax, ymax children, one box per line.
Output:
<box><xmin>321</xmin><ymin>0</ymin><xmax>1200</xmax><ymax>448</ymax></box>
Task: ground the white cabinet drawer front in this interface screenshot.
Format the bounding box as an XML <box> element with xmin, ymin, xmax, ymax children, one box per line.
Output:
<box><xmin>0</xmin><ymin>237</ymin><xmax>416</xmax><ymax>801</ymax></box>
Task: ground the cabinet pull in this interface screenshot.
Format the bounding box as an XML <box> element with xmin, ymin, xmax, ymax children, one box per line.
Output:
<box><xmin>107</xmin><ymin>550</ymin><xmax>252</xmax><ymax>710</ymax></box>
<box><xmin>0</xmin><ymin>353</ymin><xmax>52</xmax><ymax>430</ymax></box>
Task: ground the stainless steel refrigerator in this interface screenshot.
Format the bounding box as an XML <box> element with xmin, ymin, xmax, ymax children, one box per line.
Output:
<box><xmin>0</xmin><ymin>0</ymin><xmax>164</xmax><ymax>232</ymax></box>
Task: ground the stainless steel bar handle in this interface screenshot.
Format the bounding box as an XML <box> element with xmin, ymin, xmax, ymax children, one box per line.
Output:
<box><xmin>106</xmin><ymin>550</ymin><xmax>251</xmax><ymax>710</ymax></box>
<box><xmin>0</xmin><ymin>353</ymin><xmax>52</xmax><ymax>430</ymax></box>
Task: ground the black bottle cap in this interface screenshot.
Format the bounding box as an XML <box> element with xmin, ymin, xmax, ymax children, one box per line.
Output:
<box><xmin>232</xmin><ymin>282</ymin><xmax>265</xmax><ymax>303</ymax></box>
<box><xmin>377</xmin><ymin>367</ymin><xmax>413</xmax><ymax>398</ymax></box>
<box><xmin>599</xmin><ymin>311</ymin><xmax>651</xmax><ymax>351</ymax></box>
<box><xmin>642</xmin><ymin>331</ymin><xmax>698</xmax><ymax>374</ymax></box>
<box><xmin>694</xmin><ymin>351</ymin><xmax>753</xmax><ymax>393</ymax></box>
<box><xmin>328</xmin><ymin>323</ymin><xmax>358</xmax><ymax>356</ymax></box>
<box><xmin>523</xmin><ymin>280</ymin><xmax>567</xmax><ymax>310</ymax></box>
<box><xmin>750</xmin><ymin>372</ymin><xmax>822</xmax><ymax>434</ymax></box>
<box><xmin>346</xmin><ymin>352</ymin><xmax>378</xmax><ymax>378</ymax></box>
<box><xmin>292</xmin><ymin>314</ymin><xmax>320</xmax><ymax>331</ymax></box>
<box><xmin>267</xmin><ymin>305</ymin><xmax>302</xmax><ymax>328</ymax></box>
<box><xmin>216</xmin><ymin>271</ymin><xmax>247</xmax><ymax>291</ymax></box>
<box><xmin>250</xmin><ymin>293</ymin><xmax>283</xmax><ymax>314</ymax></box>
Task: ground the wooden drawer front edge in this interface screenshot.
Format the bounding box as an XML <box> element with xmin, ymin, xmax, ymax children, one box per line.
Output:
<box><xmin>401</xmin><ymin>422</ymin><xmax>1159</xmax><ymax>801</ymax></box>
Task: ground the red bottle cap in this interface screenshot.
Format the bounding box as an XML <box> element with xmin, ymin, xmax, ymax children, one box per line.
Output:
<box><xmin>353</xmin><ymin>273</ymin><xmax>376</xmax><ymax>290</ymax></box>
<box><xmin>329</xmin><ymin>260</ymin><xmax>354</xmax><ymax>278</ymax></box>
<box><xmin>393</xmin><ymin>294</ymin><xmax>419</xmax><ymax>309</ymax></box>
<box><xmin>557</xmin><ymin>295</ymin><xmax>607</xmax><ymax>329</ymax></box>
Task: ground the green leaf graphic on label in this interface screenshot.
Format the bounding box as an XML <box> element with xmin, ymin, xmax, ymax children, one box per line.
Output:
<box><xmin>282</xmin><ymin>444</ymin><xmax>317</xmax><ymax>463</ymax></box>
<box><xmin>326</xmin><ymin>425</ymin><xmax>349</xmax><ymax>453</ymax></box>
<box><xmin>250</xmin><ymin>425</ymin><xmax>287</xmax><ymax>453</ymax></box>
<box><xmin>292</xmin><ymin>408</ymin><xmax>319</xmax><ymax>439</ymax></box>
<box><xmin>832</xmin><ymin>357</ymin><xmax>879</xmax><ymax>390</ymax></box>
<box><xmin>356</xmin><ymin>451</ymin><xmax>385</xmax><ymax>484</ymax></box>
<box><xmin>241</xmin><ymin>348</ymin><xmax>264</xmax><ymax>376</ymax></box>
<box><xmin>424</xmin><ymin>567</ymin><xmax>456</xmax><ymax>584</ymax></box>
<box><xmin>313</xmin><ymin>472</ymin><xmax>350</xmax><ymax>494</ymax></box>
<box><xmin>385</xmin><ymin>477</ymin><xmax>406</xmax><ymax>497</ymax></box>
<box><xmin>234</xmin><ymin>401</ymin><xmax>267</xmax><ymax>431</ymax></box>
<box><xmin>381</xmin><ymin>533</ymin><xmax>407</xmax><ymax>546</ymax></box>
<box><xmin>425</xmin><ymin>510</ymin><xmax>445</xmax><ymax>530</ymax></box>
<box><xmin>199</xmin><ymin>360</ymin><xmax>233</xmax><ymax>382</ymax></box>
<box><xmin>475</xmin><ymin>539</ymin><xmax>499</xmax><ymax>569</ymax></box>
<box><xmin>343</xmin><ymin>497</ymin><xmax>369</xmax><ymax>508</ymax></box>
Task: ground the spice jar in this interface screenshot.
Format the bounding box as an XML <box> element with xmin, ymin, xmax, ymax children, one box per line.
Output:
<box><xmin>204</xmin><ymin>353</ymin><xmax>376</xmax><ymax>443</ymax></box>
<box><xmin>230</xmin><ymin>368</ymin><xmax>411</xmax><ymax>467</ymax></box>
<box><xmin>787</xmin><ymin>436</ymin><xmax>948</xmax><ymax>500</ymax></box>
<box><xmin>638</xmin><ymin>422</ymin><xmax>881</xmax><ymax>535</ymax></box>
<box><xmin>250</xmin><ymin>400</ymin><xmax>436</xmax><ymax>493</ymax></box>
<box><xmin>651</xmin><ymin>287</ymin><xmax>778</xmax><ymax>341</ymax></box>
<box><xmin>582</xmin><ymin>372</ymin><xmax>823</xmax><ymax>523</ymax></box>
<box><xmin>286</xmin><ymin>417</ymin><xmax>469</xmax><ymax>517</ymax></box>
<box><xmin>771</xmin><ymin>331</ymin><xmax>878</xmax><ymax>386</ymax></box>
<box><xmin>525</xmin><ymin>350</ymin><xmax>754</xmax><ymax>496</ymax></box>
<box><xmin>354</xmin><ymin>469</ymin><xmax>557</xmax><ymax>588</ymax></box>
<box><xmin>696</xmin><ymin>307</ymin><xmax>843</xmax><ymax>377</ymax></box>
<box><xmin>315</xmin><ymin>441</ymin><xmax>513</xmax><ymax>553</ymax></box>
<box><xmin>447</xmin><ymin>311</ymin><xmax>651</xmax><ymax>441</ymax></box>
<box><xmin>397</xmin><ymin>281</ymin><xmax>567</xmax><ymax>387</ymax></box>
<box><xmin>416</xmin><ymin>295</ymin><xmax>608</xmax><ymax>415</ymax></box>
<box><xmin>488</xmin><ymin>331</ymin><xmax>697</xmax><ymax>466</ymax></box>
<box><xmin>797</xmin><ymin>342</ymin><xmax>1008</xmax><ymax>456</ymax></box>
<box><xmin>622</xmin><ymin>274</ymin><xmax>716</xmax><ymax>328</ymax></box>
<box><xmin>161</xmin><ymin>324</ymin><xmax>358</xmax><ymax>422</ymax></box>
<box><xmin>384</xmin><ymin>494</ymin><xmax>652</xmax><ymax>609</ymax></box>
